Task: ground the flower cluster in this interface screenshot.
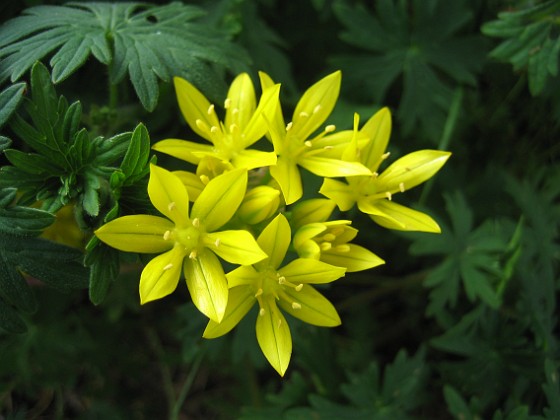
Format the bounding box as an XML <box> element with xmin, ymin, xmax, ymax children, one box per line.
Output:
<box><xmin>95</xmin><ymin>71</ymin><xmax>451</xmax><ymax>375</ymax></box>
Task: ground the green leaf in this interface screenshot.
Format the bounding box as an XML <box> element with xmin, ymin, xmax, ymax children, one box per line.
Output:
<box><xmin>120</xmin><ymin>123</ymin><xmax>151</xmax><ymax>183</ymax></box>
<box><xmin>0</xmin><ymin>136</ymin><xmax>11</xmax><ymax>152</ymax></box>
<box><xmin>85</xmin><ymin>242</ymin><xmax>120</xmax><ymax>305</ymax></box>
<box><xmin>0</xmin><ymin>206</ymin><xmax>54</xmax><ymax>235</ymax></box>
<box><xmin>444</xmin><ymin>385</ymin><xmax>476</xmax><ymax>420</ymax></box>
<box><xmin>332</xmin><ymin>0</ymin><xmax>486</xmax><ymax>137</ymax></box>
<box><xmin>0</xmin><ymin>82</ymin><xmax>25</xmax><ymax>128</ymax></box>
<box><xmin>0</xmin><ymin>298</ymin><xmax>27</xmax><ymax>333</ymax></box>
<box><xmin>0</xmin><ymin>2</ymin><xmax>250</xmax><ymax>110</ymax></box>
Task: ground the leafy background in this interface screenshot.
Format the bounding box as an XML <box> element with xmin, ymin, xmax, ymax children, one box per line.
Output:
<box><xmin>0</xmin><ymin>0</ymin><xmax>559</xmax><ymax>418</ymax></box>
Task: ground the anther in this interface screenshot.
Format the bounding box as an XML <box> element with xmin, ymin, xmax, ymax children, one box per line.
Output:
<box><xmin>304</xmin><ymin>141</ymin><xmax>313</xmax><ymax>147</ymax></box>
<box><xmin>195</xmin><ymin>119</ymin><xmax>208</xmax><ymax>131</ymax></box>
<box><xmin>325</xmin><ymin>124</ymin><xmax>335</xmax><ymax>133</ymax></box>
<box><xmin>320</xmin><ymin>242</ymin><xmax>332</xmax><ymax>251</ymax></box>
<box><xmin>399</xmin><ymin>182</ymin><xmax>405</xmax><ymax>192</ymax></box>
<box><xmin>382</xmin><ymin>152</ymin><xmax>391</xmax><ymax>160</ymax></box>
<box><xmin>278</xmin><ymin>276</ymin><xmax>286</xmax><ymax>284</ymax></box>
<box><xmin>299</xmin><ymin>111</ymin><xmax>309</xmax><ymax>118</ymax></box>
<box><xmin>189</xmin><ymin>250</ymin><xmax>198</xmax><ymax>259</ymax></box>
<box><xmin>207</xmin><ymin>104</ymin><xmax>215</xmax><ymax>115</ymax></box>
<box><xmin>232</xmin><ymin>108</ymin><xmax>239</xmax><ymax>116</ymax></box>
<box><xmin>335</xmin><ymin>244</ymin><xmax>351</xmax><ymax>252</ymax></box>
<box><xmin>291</xmin><ymin>302</ymin><xmax>302</xmax><ymax>310</ymax></box>
<box><xmin>163</xmin><ymin>263</ymin><xmax>173</xmax><ymax>271</ymax></box>
<box><xmin>255</xmin><ymin>288</ymin><xmax>263</xmax><ymax>298</ymax></box>
<box><xmin>385</xmin><ymin>191</ymin><xmax>392</xmax><ymax>200</ymax></box>
<box><xmin>286</xmin><ymin>122</ymin><xmax>293</xmax><ymax>131</ymax></box>
<box><xmin>168</xmin><ymin>202</ymin><xmax>176</xmax><ymax>211</ymax></box>
<box><xmin>214</xmin><ymin>238</ymin><xmax>221</xmax><ymax>247</ymax></box>
<box><xmin>372</xmin><ymin>172</ymin><xmax>379</xmax><ymax>178</ymax></box>
<box><xmin>229</xmin><ymin>123</ymin><xmax>238</xmax><ymax>133</ymax></box>
<box><xmin>192</xmin><ymin>218</ymin><xmax>200</xmax><ymax>228</ymax></box>
<box><xmin>163</xmin><ymin>230</ymin><xmax>172</xmax><ymax>241</ymax></box>
<box><xmin>322</xmin><ymin>233</ymin><xmax>336</xmax><ymax>242</ymax></box>
<box><xmin>278</xmin><ymin>319</ymin><xmax>282</xmax><ymax>328</ymax></box>
<box><xmin>313</xmin><ymin>104</ymin><xmax>321</xmax><ymax>114</ymax></box>
<box><xmin>224</xmin><ymin>98</ymin><xmax>231</xmax><ymax>108</ymax></box>
<box><xmin>323</xmin><ymin>145</ymin><xmax>333</xmax><ymax>150</ymax></box>
<box><xmin>259</xmin><ymin>308</ymin><xmax>265</xmax><ymax>316</ymax></box>
<box><xmin>200</xmin><ymin>175</ymin><xmax>210</xmax><ymax>185</ymax></box>
<box><xmin>295</xmin><ymin>284</ymin><xmax>303</xmax><ymax>292</ymax></box>
<box><xmin>210</xmin><ymin>126</ymin><xmax>219</xmax><ymax>134</ymax></box>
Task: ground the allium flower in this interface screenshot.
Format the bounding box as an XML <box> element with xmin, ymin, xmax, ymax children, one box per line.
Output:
<box><xmin>203</xmin><ymin>214</ymin><xmax>345</xmax><ymax>376</ymax></box>
<box><xmin>320</xmin><ymin>108</ymin><xmax>451</xmax><ymax>232</ymax></box>
<box><xmin>95</xmin><ymin>164</ymin><xmax>267</xmax><ymax>323</ymax></box>
<box><xmin>260</xmin><ymin>70</ymin><xmax>371</xmax><ymax>204</ymax></box>
<box><xmin>152</xmin><ymin>73</ymin><xmax>280</xmax><ymax>171</ymax></box>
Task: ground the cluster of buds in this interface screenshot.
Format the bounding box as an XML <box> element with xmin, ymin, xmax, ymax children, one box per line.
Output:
<box><xmin>95</xmin><ymin>71</ymin><xmax>450</xmax><ymax>375</ymax></box>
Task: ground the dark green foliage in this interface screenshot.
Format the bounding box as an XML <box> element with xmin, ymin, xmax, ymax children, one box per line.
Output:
<box><xmin>0</xmin><ymin>193</ymin><xmax>88</xmax><ymax>333</ymax></box>
<box><xmin>482</xmin><ymin>0</ymin><xmax>560</xmax><ymax>95</ymax></box>
<box><xmin>0</xmin><ymin>2</ymin><xmax>250</xmax><ymax>110</ymax></box>
<box><xmin>332</xmin><ymin>0</ymin><xmax>487</xmax><ymax>137</ymax></box>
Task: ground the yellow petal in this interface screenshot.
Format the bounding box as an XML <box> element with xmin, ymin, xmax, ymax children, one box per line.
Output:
<box><xmin>360</xmin><ymin>107</ymin><xmax>392</xmax><ymax>171</ymax></box>
<box><xmin>293</xmin><ymin>223</ymin><xmax>327</xmax><ymax>251</ymax></box>
<box><xmin>148</xmin><ymin>164</ymin><xmax>190</xmax><ymax>227</ymax></box>
<box><xmin>269</xmin><ymin>156</ymin><xmax>302</xmax><ymax>205</ymax></box>
<box><xmin>173</xmin><ymin>170</ymin><xmax>204</xmax><ymax>202</ymax></box>
<box><xmin>278</xmin><ymin>285</ymin><xmax>341</xmax><ymax>327</ymax></box>
<box><xmin>174</xmin><ymin>77</ymin><xmax>221</xmax><ymax>141</ymax></box>
<box><xmin>191</xmin><ymin>168</ymin><xmax>247</xmax><ymax>231</ymax></box>
<box><xmin>139</xmin><ymin>245</ymin><xmax>185</xmax><ymax>304</ymax></box>
<box><xmin>152</xmin><ymin>139</ymin><xmax>213</xmax><ymax>165</ymax></box>
<box><xmin>183</xmin><ymin>248</ymin><xmax>228</xmax><ymax>323</ymax></box>
<box><xmin>241</xmin><ymin>84</ymin><xmax>281</xmax><ymax>147</ymax></box>
<box><xmin>204</xmin><ymin>230</ymin><xmax>267</xmax><ymax>265</ymax></box>
<box><xmin>319</xmin><ymin>178</ymin><xmax>356</xmax><ymax>212</ymax></box>
<box><xmin>256</xmin><ymin>214</ymin><xmax>291</xmax><ymax>270</ymax></box>
<box><xmin>299</xmin><ymin>155</ymin><xmax>371</xmax><ymax>178</ymax></box>
<box><xmin>231</xmin><ymin>149</ymin><xmax>277</xmax><ymax>170</ymax></box>
<box><xmin>226</xmin><ymin>265</ymin><xmax>260</xmax><ymax>288</ymax></box>
<box><xmin>280</xmin><ymin>258</ymin><xmax>346</xmax><ymax>284</ymax></box>
<box><xmin>258</xmin><ymin>72</ymin><xmax>285</xmax><ymax>138</ymax></box>
<box><xmin>321</xmin><ymin>244</ymin><xmax>385</xmax><ymax>272</ymax></box>
<box><xmin>376</xmin><ymin>150</ymin><xmax>451</xmax><ymax>194</ymax></box>
<box><xmin>95</xmin><ymin>215</ymin><xmax>174</xmax><ymax>253</ymax></box>
<box><xmin>290</xmin><ymin>198</ymin><xmax>336</xmax><ymax>230</ymax></box>
<box><xmin>225</xmin><ymin>73</ymin><xmax>256</xmax><ymax>132</ymax></box>
<box><xmin>366</xmin><ymin>199</ymin><xmax>442</xmax><ymax>232</ymax></box>
<box><xmin>291</xmin><ymin>71</ymin><xmax>341</xmax><ymax>140</ymax></box>
<box><xmin>256</xmin><ymin>297</ymin><xmax>292</xmax><ymax>376</ymax></box>
<box><xmin>203</xmin><ymin>286</ymin><xmax>255</xmax><ymax>339</ymax></box>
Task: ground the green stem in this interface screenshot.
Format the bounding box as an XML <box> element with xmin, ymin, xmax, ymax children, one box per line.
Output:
<box><xmin>419</xmin><ymin>87</ymin><xmax>463</xmax><ymax>206</ymax></box>
<box><xmin>145</xmin><ymin>328</ymin><xmax>176</xmax><ymax>416</ymax></box>
<box><xmin>109</xmin><ymin>81</ymin><xmax>119</xmax><ymax>112</ymax></box>
<box><xmin>170</xmin><ymin>351</ymin><xmax>204</xmax><ymax>420</ymax></box>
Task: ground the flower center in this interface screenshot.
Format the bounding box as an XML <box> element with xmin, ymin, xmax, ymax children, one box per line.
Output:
<box><xmin>173</xmin><ymin>218</ymin><xmax>203</xmax><ymax>259</ymax></box>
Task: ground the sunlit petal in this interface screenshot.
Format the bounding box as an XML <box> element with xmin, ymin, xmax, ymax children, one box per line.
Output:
<box><xmin>242</xmin><ymin>84</ymin><xmax>281</xmax><ymax>147</ymax></box>
<box><xmin>174</xmin><ymin>77</ymin><xmax>221</xmax><ymax>141</ymax></box>
<box><xmin>231</xmin><ymin>149</ymin><xmax>277</xmax><ymax>170</ymax></box>
<box><xmin>173</xmin><ymin>170</ymin><xmax>204</xmax><ymax>202</ymax></box>
<box><xmin>95</xmin><ymin>215</ymin><xmax>174</xmax><ymax>253</ymax></box>
<box><xmin>256</xmin><ymin>297</ymin><xmax>292</xmax><ymax>376</ymax></box>
<box><xmin>368</xmin><ymin>200</ymin><xmax>442</xmax><ymax>233</ymax></box>
<box><xmin>299</xmin><ymin>155</ymin><xmax>371</xmax><ymax>178</ymax></box>
<box><xmin>269</xmin><ymin>156</ymin><xmax>302</xmax><ymax>205</ymax></box>
<box><xmin>291</xmin><ymin>71</ymin><xmax>341</xmax><ymax>140</ymax></box>
<box><xmin>280</xmin><ymin>258</ymin><xmax>346</xmax><ymax>284</ymax></box>
<box><xmin>278</xmin><ymin>285</ymin><xmax>341</xmax><ymax>327</ymax></box>
<box><xmin>148</xmin><ymin>164</ymin><xmax>190</xmax><ymax>227</ymax></box>
<box><xmin>255</xmin><ymin>214</ymin><xmax>291</xmax><ymax>270</ymax></box>
<box><xmin>184</xmin><ymin>248</ymin><xmax>228</xmax><ymax>323</ymax></box>
<box><xmin>319</xmin><ymin>178</ymin><xmax>357</xmax><ymax>211</ymax></box>
<box><xmin>152</xmin><ymin>139</ymin><xmax>213</xmax><ymax>165</ymax></box>
<box><xmin>191</xmin><ymin>168</ymin><xmax>247</xmax><ymax>231</ymax></box>
<box><xmin>360</xmin><ymin>107</ymin><xmax>392</xmax><ymax>171</ymax></box>
<box><xmin>205</xmin><ymin>230</ymin><xmax>267</xmax><ymax>265</ymax></box>
<box><xmin>139</xmin><ymin>245</ymin><xmax>185</xmax><ymax>304</ymax></box>
<box><xmin>203</xmin><ymin>286</ymin><xmax>255</xmax><ymax>338</ymax></box>
<box><xmin>225</xmin><ymin>73</ymin><xmax>256</xmax><ymax>131</ymax></box>
<box><xmin>226</xmin><ymin>265</ymin><xmax>260</xmax><ymax>288</ymax></box>
<box><xmin>321</xmin><ymin>244</ymin><xmax>385</xmax><ymax>272</ymax></box>
<box><xmin>376</xmin><ymin>150</ymin><xmax>451</xmax><ymax>193</ymax></box>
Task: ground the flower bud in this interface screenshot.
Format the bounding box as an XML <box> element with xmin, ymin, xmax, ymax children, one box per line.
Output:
<box><xmin>238</xmin><ymin>186</ymin><xmax>281</xmax><ymax>224</ymax></box>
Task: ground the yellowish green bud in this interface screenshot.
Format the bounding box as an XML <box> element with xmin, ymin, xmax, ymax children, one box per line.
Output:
<box><xmin>238</xmin><ymin>185</ymin><xmax>281</xmax><ymax>224</ymax></box>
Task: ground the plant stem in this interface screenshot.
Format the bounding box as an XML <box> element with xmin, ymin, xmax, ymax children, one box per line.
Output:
<box><xmin>169</xmin><ymin>351</ymin><xmax>204</xmax><ymax>420</ymax></box>
<box><xmin>419</xmin><ymin>86</ymin><xmax>463</xmax><ymax>206</ymax></box>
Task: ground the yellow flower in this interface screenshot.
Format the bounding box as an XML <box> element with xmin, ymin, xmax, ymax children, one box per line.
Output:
<box><xmin>95</xmin><ymin>164</ymin><xmax>267</xmax><ymax>323</ymax></box>
<box><xmin>152</xmin><ymin>74</ymin><xmax>280</xmax><ymax>171</ymax></box>
<box><xmin>203</xmin><ymin>214</ymin><xmax>345</xmax><ymax>376</ymax></box>
<box><xmin>260</xmin><ymin>71</ymin><xmax>371</xmax><ymax>204</ymax></box>
<box><xmin>320</xmin><ymin>108</ymin><xmax>451</xmax><ymax>232</ymax></box>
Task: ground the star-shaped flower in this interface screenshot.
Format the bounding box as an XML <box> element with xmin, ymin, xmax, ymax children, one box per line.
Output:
<box><xmin>260</xmin><ymin>70</ymin><xmax>372</xmax><ymax>204</ymax></box>
<box><xmin>320</xmin><ymin>108</ymin><xmax>451</xmax><ymax>232</ymax></box>
<box><xmin>95</xmin><ymin>164</ymin><xmax>267</xmax><ymax>323</ymax></box>
<box><xmin>152</xmin><ymin>73</ymin><xmax>280</xmax><ymax>171</ymax></box>
<box><xmin>203</xmin><ymin>214</ymin><xmax>345</xmax><ymax>376</ymax></box>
